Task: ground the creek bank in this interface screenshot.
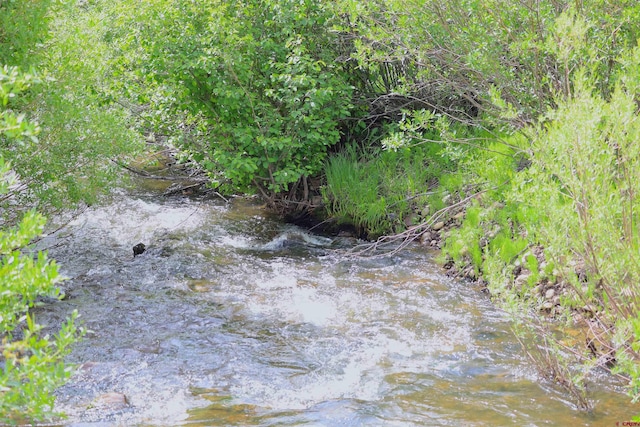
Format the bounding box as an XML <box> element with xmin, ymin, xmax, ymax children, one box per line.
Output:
<box><xmin>303</xmin><ymin>187</ymin><xmax>623</xmax><ymax>399</ymax></box>
<box><xmin>409</xmin><ymin>198</ymin><xmax>620</xmax><ymax>376</ymax></box>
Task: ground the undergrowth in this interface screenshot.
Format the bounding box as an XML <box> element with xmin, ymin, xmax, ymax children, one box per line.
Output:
<box><xmin>323</xmin><ymin>134</ymin><xmax>455</xmax><ymax>238</ymax></box>
<box><xmin>440</xmin><ymin>53</ymin><xmax>640</xmax><ymax>409</ymax></box>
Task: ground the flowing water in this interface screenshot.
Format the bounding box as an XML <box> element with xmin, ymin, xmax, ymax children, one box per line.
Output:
<box><xmin>35</xmin><ymin>178</ymin><xmax>635</xmax><ymax>426</ymax></box>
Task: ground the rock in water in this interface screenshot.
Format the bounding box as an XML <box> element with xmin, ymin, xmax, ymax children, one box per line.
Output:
<box><xmin>133</xmin><ymin>243</ymin><xmax>146</xmax><ymax>257</ymax></box>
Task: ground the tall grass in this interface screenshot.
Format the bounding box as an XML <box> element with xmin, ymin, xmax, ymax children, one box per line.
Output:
<box><xmin>323</xmin><ymin>142</ymin><xmax>451</xmax><ymax>238</ymax></box>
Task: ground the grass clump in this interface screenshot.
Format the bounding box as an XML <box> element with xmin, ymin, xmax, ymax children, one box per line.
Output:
<box><xmin>323</xmin><ymin>138</ymin><xmax>453</xmax><ymax>239</ymax></box>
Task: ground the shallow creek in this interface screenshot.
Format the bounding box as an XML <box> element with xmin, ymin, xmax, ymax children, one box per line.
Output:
<box><xmin>35</xmin><ymin>178</ymin><xmax>634</xmax><ymax>426</ymax></box>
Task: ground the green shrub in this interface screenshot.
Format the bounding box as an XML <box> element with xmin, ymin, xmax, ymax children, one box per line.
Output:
<box><xmin>101</xmin><ymin>0</ymin><xmax>353</xmax><ymax>199</ymax></box>
<box><xmin>0</xmin><ymin>67</ymin><xmax>82</xmax><ymax>425</ymax></box>
<box><xmin>0</xmin><ymin>2</ymin><xmax>141</xmax><ymax>218</ymax></box>
<box><xmin>323</xmin><ymin>146</ymin><xmax>391</xmax><ymax>237</ymax></box>
<box><xmin>466</xmin><ymin>38</ymin><xmax>640</xmax><ymax>403</ymax></box>
<box><xmin>512</xmin><ymin>65</ymin><xmax>640</xmax><ymax>399</ymax></box>
<box><xmin>0</xmin><ymin>0</ymin><xmax>52</xmax><ymax>67</ymax></box>
<box><xmin>333</xmin><ymin>0</ymin><xmax>640</xmax><ymax>123</ymax></box>
<box><xmin>0</xmin><ymin>201</ymin><xmax>81</xmax><ymax>422</ymax></box>
<box><xmin>440</xmin><ymin>204</ymin><xmax>483</xmax><ymax>270</ymax></box>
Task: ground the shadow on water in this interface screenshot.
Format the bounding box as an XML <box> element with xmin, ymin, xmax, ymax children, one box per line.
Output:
<box><xmin>33</xmin><ymin>178</ymin><xmax>637</xmax><ymax>426</ymax></box>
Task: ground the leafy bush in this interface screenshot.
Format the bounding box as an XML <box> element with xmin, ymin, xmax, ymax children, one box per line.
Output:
<box><xmin>0</xmin><ymin>0</ymin><xmax>52</xmax><ymax>67</ymax></box>
<box><xmin>379</xmin><ymin>5</ymin><xmax>640</xmax><ymax>406</ymax></box>
<box><xmin>333</xmin><ymin>0</ymin><xmax>640</xmax><ymax>124</ymax></box>
<box><xmin>509</xmin><ymin>66</ymin><xmax>640</xmax><ymax>398</ymax></box>
<box><xmin>101</xmin><ymin>0</ymin><xmax>353</xmax><ymax>200</ymax></box>
<box><xmin>442</xmin><ymin>36</ymin><xmax>640</xmax><ymax>404</ymax></box>
<box><xmin>0</xmin><ymin>67</ymin><xmax>82</xmax><ymax>425</ymax></box>
<box><xmin>0</xmin><ymin>2</ymin><xmax>142</xmax><ymax>219</ymax></box>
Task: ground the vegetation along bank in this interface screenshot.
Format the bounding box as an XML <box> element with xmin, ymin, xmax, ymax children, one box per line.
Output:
<box><xmin>1</xmin><ymin>0</ymin><xmax>640</xmax><ymax>421</ymax></box>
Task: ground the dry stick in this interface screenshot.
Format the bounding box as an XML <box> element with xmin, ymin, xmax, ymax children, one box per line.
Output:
<box><xmin>345</xmin><ymin>185</ymin><xmax>500</xmax><ymax>258</ymax></box>
<box><xmin>162</xmin><ymin>182</ymin><xmax>207</xmax><ymax>196</ymax></box>
<box><xmin>512</xmin><ymin>324</ymin><xmax>593</xmax><ymax>412</ymax></box>
<box><xmin>112</xmin><ymin>159</ymin><xmax>209</xmax><ymax>183</ymax></box>
<box><xmin>213</xmin><ymin>192</ymin><xmax>230</xmax><ymax>203</ymax></box>
<box><xmin>385</xmin><ymin>190</ymin><xmax>438</xmax><ymax>210</ymax></box>
<box><xmin>308</xmin><ymin>216</ymin><xmax>337</xmax><ymax>233</ymax></box>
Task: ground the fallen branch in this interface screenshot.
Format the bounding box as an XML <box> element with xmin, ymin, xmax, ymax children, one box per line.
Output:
<box><xmin>343</xmin><ymin>184</ymin><xmax>501</xmax><ymax>258</ymax></box>
<box><xmin>162</xmin><ymin>182</ymin><xmax>207</xmax><ymax>196</ymax></box>
<box><xmin>112</xmin><ymin>159</ymin><xmax>208</xmax><ymax>182</ymax></box>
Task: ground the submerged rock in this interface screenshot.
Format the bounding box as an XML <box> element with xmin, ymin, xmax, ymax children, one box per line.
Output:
<box><xmin>92</xmin><ymin>392</ymin><xmax>129</xmax><ymax>409</ymax></box>
<box><xmin>260</xmin><ymin>231</ymin><xmax>332</xmax><ymax>251</ymax></box>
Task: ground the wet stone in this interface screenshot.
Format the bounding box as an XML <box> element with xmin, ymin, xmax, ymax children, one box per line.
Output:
<box><xmin>514</xmin><ymin>274</ymin><xmax>530</xmax><ymax>289</ymax></box>
<box><xmin>133</xmin><ymin>242</ymin><xmax>146</xmax><ymax>256</ymax></box>
<box><xmin>404</xmin><ymin>213</ymin><xmax>418</xmax><ymax>227</ymax></box>
<box><xmin>541</xmin><ymin>301</ymin><xmax>554</xmax><ymax>310</ymax></box>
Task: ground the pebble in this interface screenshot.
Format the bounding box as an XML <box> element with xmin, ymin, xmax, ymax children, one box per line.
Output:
<box><xmin>404</xmin><ymin>214</ymin><xmax>418</xmax><ymax>227</ymax></box>
<box><xmin>432</xmin><ymin>221</ymin><xmax>445</xmax><ymax>231</ymax></box>
<box><xmin>545</xmin><ymin>288</ymin><xmax>556</xmax><ymax>300</ymax></box>
<box><xmin>514</xmin><ymin>273</ymin><xmax>530</xmax><ymax>289</ymax></box>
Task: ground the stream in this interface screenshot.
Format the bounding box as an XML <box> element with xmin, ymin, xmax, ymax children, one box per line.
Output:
<box><xmin>35</xmin><ymin>177</ymin><xmax>634</xmax><ymax>426</ymax></box>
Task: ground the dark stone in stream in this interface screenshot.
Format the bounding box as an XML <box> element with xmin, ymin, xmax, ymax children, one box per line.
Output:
<box><xmin>133</xmin><ymin>242</ymin><xmax>146</xmax><ymax>257</ymax></box>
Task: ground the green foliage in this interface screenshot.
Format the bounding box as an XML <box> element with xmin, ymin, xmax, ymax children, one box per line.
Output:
<box><xmin>324</xmin><ymin>140</ymin><xmax>452</xmax><ymax>238</ymax></box>
<box><xmin>440</xmin><ymin>203</ymin><xmax>483</xmax><ymax>270</ymax></box>
<box><xmin>0</xmin><ymin>69</ymin><xmax>82</xmax><ymax>425</ymax></box>
<box><xmin>0</xmin><ymin>66</ymin><xmax>40</xmax><ymax>141</ymax></box>
<box><xmin>0</xmin><ymin>0</ymin><xmax>52</xmax><ymax>67</ymax></box>
<box><xmin>1</xmin><ymin>311</ymin><xmax>80</xmax><ymax>424</ymax></box>
<box><xmin>323</xmin><ymin>147</ymin><xmax>391</xmax><ymax>237</ymax></box>
<box><xmin>441</xmin><ymin>38</ymin><xmax>640</xmax><ymax>404</ymax></box>
<box><xmin>511</xmin><ymin>64</ymin><xmax>640</xmax><ymax>397</ymax></box>
<box><xmin>0</xmin><ymin>1</ymin><xmax>142</xmax><ymax>218</ymax></box>
<box><xmin>488</xmin><ymin>230</ymin><xmax>527</xmax><ymax>265</ymax></box>
<box><xmin>333</xmin><ymin>0</ymin><xmax>640</xmax><ymax>123</ymax></box>
<box><xmin>101</xmin><ymin>0</ymin><xmax>353</xmax><ymax>198</ymax></box>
